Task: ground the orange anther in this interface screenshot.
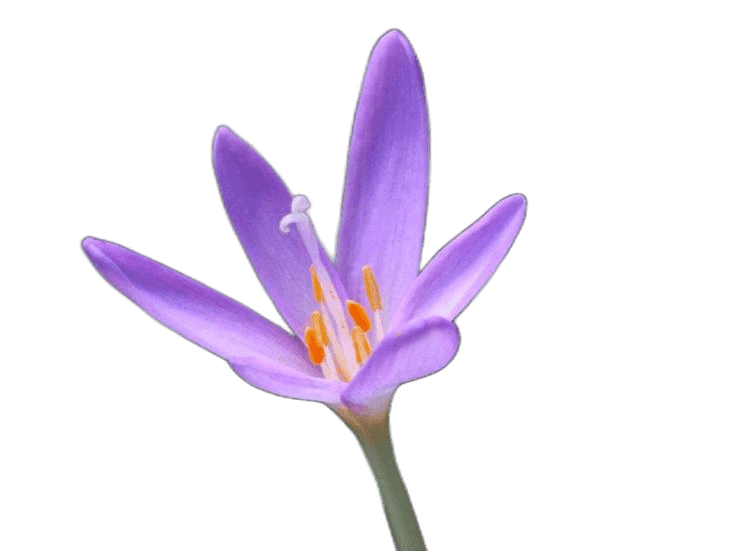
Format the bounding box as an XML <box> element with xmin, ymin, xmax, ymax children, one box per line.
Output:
<box><xmin>304</xmin><ymin>327</ymin><xmax>325</xmax><ymax>365</ymax></box>
<box><xmin>310</xmin><ymin>265</ymin><xmax>325</xmax><ymax>303</ymax></box>
<box><xmin>362</xmin><ymin>265</ymin><xmax>382</xmax><ymax>312</ymax></box>
<box><xmin>346</xmin><ymin>300</ymin><xmax>372</xmax><ymax>333</ymax></box>
<box><xmin>351</xmin><ymin>325</ymin><xmax>372</xmax><ymax>364</ymax></box>
<box><xmin>311</xmin><ymin>311</ymin><xmax>329</xmax><ymax>346</ymax></box>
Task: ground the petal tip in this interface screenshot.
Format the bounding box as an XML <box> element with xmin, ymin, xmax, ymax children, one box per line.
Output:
<box><xmin>81</xmin><ymin>236</ymin><xmax>104</xmax><ymax>259</ymax></box>
<box><xmin>372</xmin><ymin>29</ymin><xmax>419</xmax><ymax>66</ymax></box>
<box><xmin>380</xmin><ymin>28</ymin><xmax>410</xmax><ymax>46</ymax></box>
<box><xmin>503</xmin><ymin>193</ymin><xmax>528</xmax><ymax>220</ymax></box>
<box><xmin>212</xmin><ymin>125</ymin><xmax>239</xmax><ymax>157</ymax></box>
<box><xmin>214</xmin><ymin>124</ymin><xmax>234</xmax><ymax>139</ymax></box>
<box><xmin>81</xmin><ymin>235</ymin><xmax>95</xmax><ymax>251</ymax></box>
<box><xmin>494</xmin><ymin>193</ymin><xmax>528</xmax><ymax>224</ymax></box>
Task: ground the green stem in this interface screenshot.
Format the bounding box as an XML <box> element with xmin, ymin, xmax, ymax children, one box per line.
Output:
<box><xmin>344</xmin><ymin>411</ymin><xmax>427</xmax><ymax>550</ymax></box>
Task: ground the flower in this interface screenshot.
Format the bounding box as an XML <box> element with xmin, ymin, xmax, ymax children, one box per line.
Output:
<box><xmin>82</xmin><ymin>30</ymin><xmax>526</xmax><ymax>417</ymax></box>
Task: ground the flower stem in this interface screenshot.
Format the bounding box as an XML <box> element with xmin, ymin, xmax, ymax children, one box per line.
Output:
<box><xmin>345</xmin><ymin>411</ymin><xmax>427</xmax><ymax>550</ymax></box>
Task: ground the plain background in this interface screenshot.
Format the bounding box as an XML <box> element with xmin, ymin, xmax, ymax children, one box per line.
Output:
<box><xmin>1</xmin><ymin>1</ymin><xmax>743</xmax><ymax>549</ymax></box>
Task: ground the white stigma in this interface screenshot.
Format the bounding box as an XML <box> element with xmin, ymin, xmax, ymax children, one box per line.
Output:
<box><xmin>279</xmin><ymin>194</ymin><xmax>311</xmax><ymax>233</ymax></box>
<box><xmin>291</xmin><ymin>194</ymin><xmax>310</xmax><ymax>213</ymax></box>
<box><xmin>279</xmin><ymin>194</ymin><xmax>322</xmax><ymax>262</ymax></box>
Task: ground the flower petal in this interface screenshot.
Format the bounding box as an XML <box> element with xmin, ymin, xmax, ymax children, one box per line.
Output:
<box><xmin>342</xmin><ymin>316</ymin><xmax>459</xmax><ymax>409</ymax></box>
<box><xmin>231</xmin><ymin>359</ymin><xmax>346</xmax><ymax>404</ymax></box>
<box><xmin>212</xmin><ymin>126</ymin><xmax>343</xmax><ymax>337</ymax></box>
<box><xmin>82</xmin><ymin>237</ymin><xmax>315</xmax><ymax>374</ymax></box>
<box><xmin>390</xmin><ymin>194</ymin><xmax>527</xmax><ymax>328</ymax></box>
<box><xmin>336</xmin><ymin>30</ymin><xmax>429</xmax><ymax>326</ymax></box>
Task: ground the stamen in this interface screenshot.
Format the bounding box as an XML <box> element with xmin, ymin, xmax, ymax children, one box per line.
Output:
<box><xmin>309</xmin><ymin>260</ymin><xmax>358</xmax><ymax>376</ymax></box>
<box><xmin>315</xmin><ymin>300</ymin><xmax>354</xmax><ymax>380</ymax></box>
<box><xmin>304</xmin><ymin>327</ymin><xmax>325</xmax><ymax>366</ymax></box>
<box><xmin>362</xmin><ymin>265</ymin><xmax>382</xmax><ymax>312</ymax></box>
<box><xmin>319</xmin><ymin>314</ymin><xmax>352</xmax><ymax>382</ymax></box>
<box><xmin>311</xmin><ymin>311</ymin><xmax>329</xmax><ymax>345</ymax></box>
<box><xmin>346</xmin><ymin>301</ymin><xmax>372</xmax><ymax>333</ymax></box>
<box><xmin>351</xmin><ymin>326</ymin><xmax>372</xmax><ymax>364</ymax></box>
<box><xmin>279</xmin><ymin>194</ymin><xmax>360</xmax><ymax>375</ymax></box>
<box><xmin>308</xmin><ymin>317</ymin><xmax>338</xmax><ymax>381</ymax></box>
<box><xmin>310</xmin><ymin>266</ymin><xmax>325</xmax><ymax>303</ymax></box>
<box><xmin>362</xmin><ymin>265</ymin><xmax>385</xmax><ymax>343</ymax></box>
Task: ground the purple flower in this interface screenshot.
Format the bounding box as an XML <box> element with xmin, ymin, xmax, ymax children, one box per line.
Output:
<box><xmin>82</xmin><ymin>30</ymin><xmax>526</xmax><ymax>418</ymax></box>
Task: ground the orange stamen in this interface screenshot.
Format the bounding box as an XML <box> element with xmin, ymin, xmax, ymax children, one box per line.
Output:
<box><xmin>304</xmin><ymin>327</ymin><xmax>325</xmax><ymax>365</ymax></box>
<box><xmin>346</xmin><ymin>300</ymin><xmax>372</xmax><ymax>333</ymax></box>
<box><xmin>362</xmin><ymin>265</ymin><xmax>382</xmax><ymax>312</ymax></box>
<box><xmin>310</xmin><ymin>311</ymin><xmax>329</xmax><ymax>346</ymax></box>
<box><xmin>351</xmin><ymin>325</ymin><xmax>372</xmax><ymax>364</ymax></box>
<box><xmin>310</xmin><ymin>265</ymin><xmax>325</xmax><ymax>303</ymax></box>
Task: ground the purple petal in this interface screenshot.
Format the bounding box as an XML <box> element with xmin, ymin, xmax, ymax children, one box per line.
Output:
<box><xmin>390</xmin><ymin>194</ymin><xmax>527</xmax><ymax>328</ymax></box>
<box><xmin>212</xmin><ymin>126</ymin><xmax>343</xmax><ymax>337</ymax></box>
<box><xmin>82</xmin><ymin>237</ymin><xmax>315</xmax><ymax>375</ymax></box>
<box><xmin>336</xmin><ymin>30</ymin><xmax>429</xmax><ymax>326</ymax></box>
<box><xmin>231</xmin><ymin>359</ymin><xmax>346</xmax><ymax>404</ymax></box>
<box><xmin>342</xmin><ymin>317</ymin><xmax>459</xmax><ymax>409</ymax></box>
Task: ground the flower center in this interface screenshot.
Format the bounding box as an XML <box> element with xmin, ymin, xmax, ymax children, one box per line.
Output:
<box><xmin>280</xmin><ymin>195</ymin><xmax>385</xmax><ymax>382</ymax></box>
